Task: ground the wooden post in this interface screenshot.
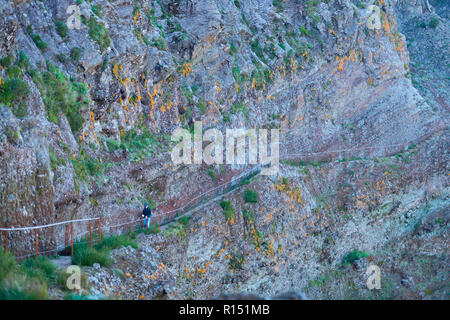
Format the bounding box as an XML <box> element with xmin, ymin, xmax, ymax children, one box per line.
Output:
<box><xmin>65</xmin><ymin>225</ymin><xmax>68</xmax><ymax>256</ymax></box>
<box><xmin>131</xmin><ymin>222</ymin><xmax>134</xmax><ymax>233</ymax></box>
<box><xmin>98</xmin><ymin>220</ymin><xmax>102</xmax><ymax>244</ymax></box>
<box><xmin>330</xmin><ymin>152</ymin><xmax>334</xmax><ymax>162</ymax></box>
<box><xmin>158</xmin><ymin>215</ymin><xmax>161</xmax><ymax>227</ymax></box>
<box><xmin>4</xmin><ymin>231</ymin><xmax>7</xmax><ymax>253</ymax></box>
<box><xmin>35</xmin><ymin>229</ymin><xmax>38</xmax><ymax>261</ymax></box>
<box><xmin>89</xmin><ymin>221</ymin><xmax>92</xmax><ymax>248</ymax></box>
<box><xmin>70</xmin><ymin>222</ymin><xmax>73</xmax><ymax>259</ymax></box>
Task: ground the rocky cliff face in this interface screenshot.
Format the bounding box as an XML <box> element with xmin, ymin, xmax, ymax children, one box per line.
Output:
<box><xmin>0</xmin><ymin>0</ymin><xmax>448</xmax><ymax>299</ymax></box>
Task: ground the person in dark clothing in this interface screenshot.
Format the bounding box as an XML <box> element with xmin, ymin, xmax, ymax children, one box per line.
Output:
<box><xmin>142</xmin><ymin>203</ymin><xmax>152</xmax><ymax>230</ymax></box>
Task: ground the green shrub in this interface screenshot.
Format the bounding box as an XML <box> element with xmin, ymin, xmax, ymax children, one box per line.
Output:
<box><xmin>242</xmin><ymin>208</ymin><xmax>254</xmax><ymax>223</ymax></box>
<box><xmin>273</xmin><ymin>0</ymin><xmax>284</xmax><ymax>11</ymax></box>
<box><xmin>230</xmin><ymin>41</ymin><xmax>238</xmax><ymax>55</ymax></box>
<box><xmin>0</xmin><ymin>78</ymin><xmax>29</xmax><ymax>104</ymax></box>
<box><xmin>55</xmin><ymin>20</ymin><xmax>68</xmax><ymax>38</ymax></box>
<box><xmin>72</xmin><ymin>244</ymin><xmax>111</xmax><ymax>267</ymax></box>
<box><xmin>231</xmin><ymin>101</ymin><xmax>248</xmax><ymax>118</ymax></box>
<box><xmin>17</xmin><ymin>51</ymin><xmax>30</xmax><ymax>70</ymax></box>
<box><xmin>0</xmin><ymin>248</ymin><xmax>17</xmax><ymax>282</ymax></box>
<box><xmin>71</xmin><ymin>147</ymin><xmax>111</xmax><ymax>183</ymax></box>
<box><xmin>95</xmin><ymin>234</ymin><xmax>138</xmax><ymax>251</ymax></box>
<box><xmin>0</xmin><ymin>55</ymin><xmax>13</xmax><ymax>68</ymax></box>
<box><xmin>30</xmin><ymin>63</ymin><xmax>89</xmax><ymax>132</ymax></box>
<box><xmin>104</xmin><ymin>138</ymin><xmax>121</xmax><ymax>152</ymax></box>
<box><xmin>0</xmin><ymin>277</ymin><xmax>47</xmax><ymax>300</ymax></box>
<box><xmin>0</xmin><ymin>78</ymin><xmax>30</xmax><ymax>117</ymax></box>
<box><xmin>87</xmin><ymin>17</ymin><xmax>111</xmax><ymax>52</ymax></box>
<box><xmin>11</xmin><ymin>61</ymin><xmax>26</xmax><ymax>76</ymax></box>
<box><xmin>91</xmin><ymin>5</ymin><xmax>103</xmax><ymax>18</ymax></box>
<box><xmin>207</xmin><ymin>168</ymin><xmax>217</xmax><ymax>181</ymax></box>
<box><xmin>229</xmin><ymin>251</ymin><xmax>245</xmax><ymax>270</ymax></box>
<box><xmin>31</xmin><ymin>34</ymin><xmax>48</xmax><ymax>51</ymax></box>
<box><xmin>220</xmin><ymin>200</ymin><xmax>235</xmax><ymax>222</ymax></box>
<box><xmin>178</xmin><ymin>215</ymin><xmax>190</xmax><ymax>226</ymax></box>
<box><xmin>429</xmin><ymin>18</ymin><xmax>439</xmax><ymax>28</ymax></box>
<box><xmin>70</xmin><ymin>47</ymin><xmax>83</xmax><ymax>61</ymax></box>
<box><xmin>250</xmin><ymin>39</ymin><xmax>266</xmax><ymax>63</ymax></box>
<box><xmin>20</xmin><ymin>256</ymin><xmax>57</xmax><ymax>285</ymax></box>
<box><xmin>141</xmin><ymin>224</ymin><xmax>160</xmax><ymax>234</ymax></box>
<box><xmin>0</xmin><ymin>249</ymin><xmax>49</xmax><ymax>300</ymax></box>
<box><xmin>299</xmin><ymin>26</ymin><xmax>309</xmax><ymax>36</ymax></box>
<box><xmin>152</xmin><ymin>36</ymin><xmax>167</xmax><ymax>51</ymax></box>
<box><xmin>244</xmin><ymin>189</ymin><xmax>258</xmax><ymax>203</ymax></box>
<box><xmin>342</xmin><ymin>249</ymin><xmax>370</xmax><ymax>265</ymax></box>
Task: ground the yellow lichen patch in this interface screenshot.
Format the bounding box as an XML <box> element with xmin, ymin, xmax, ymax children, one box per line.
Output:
<box><xmin>179</xmin><ymin>63</ymin><xmax>192</xmax><ymax>77</ymax></box>
<box><xmin>329</xmin><ymin>29</ymin><xmax>338</xmax><ymax>38</ymax></box>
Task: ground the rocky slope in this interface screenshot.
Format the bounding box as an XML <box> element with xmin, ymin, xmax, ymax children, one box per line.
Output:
<box><xmin>0</xmin><ymin>0</ymin><xmax>448</xmax><ymax>299</ymax></box>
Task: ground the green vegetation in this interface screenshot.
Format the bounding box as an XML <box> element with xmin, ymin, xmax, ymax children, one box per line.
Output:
<box><xmin>230</xmin><ymin>41</ymin><xmax>238</xmax><ymax>55</ymax></box>
<box><xmin>30</xmin><ymin>63</ymin><xmax>89</xmax><ymax>132</ymax></box>
<box><xmin>229</xmin><ymin>251</ymin><xmax>245</xmax><ymax>270</ymax></box>
<box><xmin>273</xmin><ymin>0</ymin><xmax>284</xmax><ymax>12</ymax></box>
<box><xmin>152</xmin><ymin>36</ymin><xmax>167</xmax><ymax>51</ymax></box>
<box><xmin>95</xmin><ymin>234</ymin><xmax>138</xmax><ymax>252</ymax></box>
<box><xmin>49</xmin><ymin>147</ymin><xmax>64</xmax><ymax>170</ymax></box>
<box><xmin>0</xmin><ymin>249</ymin><xmax>88</xmax><ymax>299</ymax></box>
<box><xmin>0</xmin><ymin>55</ymin><xmax>13</xmax><ymax>68</ymax></box>
<box><xmin>0</xmin><ymin>52</ymin><xmax>30</xmax><ymax>117</ymax></box>
<box><xmin>250</xmin><ymin>39</ymin><xmax>267</xmax><ymax>63</ymax></box>
<box><xmin>429</xmin><ymin>17</ymin><xmax>439</xmax><ymax>29</ymax></box>
<box><xmin>86</xmin><ymin>17</ymin><xmax>111</xmax><ymax>52</ymax></box>
<box><xmin>17</xmin><ymin>51</ymin><xmax>30</xmax><ymax>70</ymax></box>
<box><xmin>117</xmin><ymin>128</ymin><xmax>169</xmax><ymax>162</ymax></box>
<box><xmin>220</xmin><ymin>200</ymin><xmax>236</xmax><ymax>222</ymax></box>
<box><xmin>0</xmin><ymin>78</ymin><xmax>30</xmax><ymax>118</ymax></box>
<box><xmin>244</xmin><ymin>189</ymin><xmax>258</xmax><ymax>203</ymax></box>
<box><xmin>230</xmin><ymin>101</ymin><xmax>248</xmax><ymax>119</ymax></box>
<box><xmin>197</xmin><ymin>98</ymin><xmax>207</xmax><ymax>114</ymax></box>
<box><xmin>162</xmin><ymin>216</ymin><xmax>190</xmax><ymax>238</ymax></box>
<box><xmin>206</xmin><ymin>168</ymin><xmax>217</xmax><ymax>181</ymax></box>
<box><xmin>242</xmin><ymin>208</ymin><xmax>255</xmax><ymax>224</ymax></box>
<box><xmin>31</xmin><ymin>34</ymin><xmax>48</xmax><ymax>51</ymax></box>
<box><xmin>70</xmin><ymin>47</ymin><xmax>84</xmax><ymax>61</ymax></box>
<box><xmin>342</xmin><ymin>249</ymin><xmax>371</xmax><ymax>265</ymax></box>
<box><xmin>72</xmin><ymin>234</ymin><xmax>138</xmax><ymax>267</ymax></box>
<box><xmin>71</xmin><ymin>146</ymin><xmax>109</xmax><ymax>182</ymax></box>
<box><xmin>55</xmin><ymin>20</ymin><xmax>68</xmax><ymax>38</ymax></box>
<box><xmin>91</xmin><ymin>5</ymin><xmax>103</xmax><ymax>18</ymax></box>
<box><xmin>6</xmin><ymin>65</ymin><xmax>21</xmax><ymax>78</ymax></box>
<box><xmin>72</xmin><ymin>244</ymin><xmax>111</xmax><ymax>267</ymax></box>
<box><xmin>299</xmin><ymin>26</ymin><xmax>309</xmax><ymax>37</ymax></box>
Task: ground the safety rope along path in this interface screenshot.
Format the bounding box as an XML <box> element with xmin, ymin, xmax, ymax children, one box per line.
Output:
<box><xmin>1</xmin><ymin>122</ymin><xmax>446</xmax><ymax>261</ymax></box>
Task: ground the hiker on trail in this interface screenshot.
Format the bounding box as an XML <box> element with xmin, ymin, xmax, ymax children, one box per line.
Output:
<box><xmin>142</xmin><ymin>203</ymin><xmax>152</xmax><ymax>230</ymax></box>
